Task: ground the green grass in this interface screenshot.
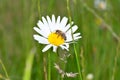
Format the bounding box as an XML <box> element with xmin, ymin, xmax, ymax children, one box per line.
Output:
<box><xmin>0</xmin><ymin>0</ymin><xmax>120</xmax><ymax>80</ymax></box>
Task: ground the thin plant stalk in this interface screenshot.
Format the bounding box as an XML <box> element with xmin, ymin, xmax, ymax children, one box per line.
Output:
<box><xmin>38</xmin><ymin>0</ymin><xmax>41</xmax><ymax>19</ymax></box>
<box><xmin>80</xmin><ymin>47</ymin><xmax>85</xmax><ymax>79</ymax></box>
<box><xmin>0</xmin><ymin>59</ymin><xmax>9</xmax><ymax>80</ymax></box>
<box><xmin>48</xmin><ymin>52</ymin><xmax>51</xmax><ymax>80</ymax></box>
<box><xmin>23</xmin><ymin>48</ymin><xmax>36</xmax><ymax>80</ymax></box>
<box><xmin>43</xmin><ymin>56</ymin><xmax>47</xmax><ymax>80</ymax></box>
<box><xmin>80</xmin><ymin>0</ymin><xmax>120</xmax><ymax>42</ymax></box>
<box><xmin>79</xmin><ymin>1</ymin><xmax>120</xmax><ymax>79</ymax></box>
<box><xmin>73</xmin><ymin>44</ymin><xmax>83</xmax><ymax>80</ymax></box>
<box><xmin>66</xmin><ymin>0</ymin><xmax>82</xmax><ymax>80</ymax></box>
<box><xmin>111</xmin><ymin>43</ymin><xmax>120</xmax><ymax>80</ymax></box>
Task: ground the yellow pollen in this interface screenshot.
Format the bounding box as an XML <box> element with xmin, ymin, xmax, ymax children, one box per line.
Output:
<box><xmin>48</xmin><ymin>32</ymin><xmax>65</xmax><ymax>46</ymax></box>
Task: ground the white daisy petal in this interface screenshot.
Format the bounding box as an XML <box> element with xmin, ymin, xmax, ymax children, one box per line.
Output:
<box><xmin>37</xmin><ymin>20</ymin><xmax>48</xmax><ymax>29</ymax></box>
<box><xmin>63</xmin><ymin>43</ymin><xmax>69</xmax><ymax>48</ymax></box>
<box><xmin>60</xmin><ymin>45</ymin><xmax>65</xmax><ymax>49</ymax></box>
<box><xmin>66</xmin><ymin>25</ymin><xmax>78</xmax><ymax>34</ymax></box>
<box><xmin>33</xmin><ymin>27</ymin><xmax>49</xmax><ymax>38</ymax></box>
<box><xmin>37</xmin><ymin>21</ymin><xmax>51</xmax><ymax>33</ymax></box>
<box><xmin>63</xmin><ymin>24</ymin><xmax>70</xmax><ymax>32</ymax></box>
<box><xmin>33</xmin><ymin>27</ymin><xmax>40</xmax><ymax>33</ymax></box>
<box><xmin>42</xmin><ymin>17</ymin><xmax>51</xmax><ymax>30</ymax></box>
<box><xmin>63</xmin><ymin>22</ymin><xmax>74</xmax><ymax>32</ymax></box>
<box><xmin>73</xmin><ymin>33</ymin><xmax>81</xmax><ymax>37</ymax></box>
<box><xmin>65</xmin><ymin>25</ymin><xmax>77</xmax><ymax>34</ymax></box>
<box><xmin>47</xmin><ymin>16</ymin><xmax>52</xmax><ymax>24</ymax></box>
<box><xmin>66</xmin><ymin>36</ymin><xmax>72</xmax><ymax>42</ymax></box>
<box><xmin>49</xmin><ymin>15</ymin><xmax>58</xmax><ymax>31</ymax></box>
<box><xmin>42</xmin><ymin>44</ymin><xmax>52</xmax><ymax>52</ymax></box>
<box><xmin>65</xmin><ymin>25</ymin><xmax>79</xmax><ymax>42</ymax></box>
<box><xmin>65</xmin><ymin>30</ymin><xmax>73</xmax><ymax>42</ymax></box>
<box><xmin>71</xmin><ymin>25</ymin><xmax>78</xmax><ymax>33</ymax></box>
<box><xmin>52</xmin><ymin>15</ymin><xmax>55</xmax><ymax>24</ymax></box>
<box><xmin>55</xmin><ymin>16</ymin><xmax>61</xmax><ymax>30</ymax></box>
<box><xmin>60</xmin><ymin>45</ymin><xmax>69</xmax><ymax>51</ymax></box>
<box><xmin>46</xmin><ymin>16</ymin><xmax>52</xmax><ymax>31</ymax></box>
<box><xmin>53</xmin><ymin>46</ymin><xmax>57</xmax><ymax>52</ymax></box>
<box><xmin>60</xmin><ymin>17</ymin><xmax>68</xmax><ymax>28</ymax></box>
<box><xmin>33</xmin><ymin>35</ymin><xmax>49</xmax><ymax>44</ymax></box>
<box><xmin>56</xmin><ymin>16</ymin><xmax>60</xmax><ymax>24</ymax></box>
<box><xmin>74</xmin><ymin>36</ymin><xmax>82</xmax><ymax>40</ymax></box>
<box><xmin>66</xmin><ymin>32</ymin><xmax>81</xmax><ymax>42</ymax></box>
<box><xmin>42</xmin><ymin>17</ymin><xmax>48</xmax><ymax>25</ymax></box>
<box><xmin>60</xmin><ymin>43</ymin><xmax>69</xmax><ymax>51</ymax></box>
<box><xmin>37</xmin><ymin>20</ymin><xmax>44</xmax><ymax>29</ymax></box>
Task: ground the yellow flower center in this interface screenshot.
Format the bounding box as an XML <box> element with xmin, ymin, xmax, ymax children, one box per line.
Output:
<box><xmin>48</xmin><ymin>32</ymin><xmax>65</xmax><ymax>46</ymax></box>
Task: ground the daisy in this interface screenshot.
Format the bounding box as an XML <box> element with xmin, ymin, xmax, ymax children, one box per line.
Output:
<box><xmin>33</xmin><ymin>15</ymin><xmax>82</xmax><ymax>52</ymax></box>
<box><xmin>94</xmin><ymin>0</ymin><xmax>107</xmax><ymax>10</ymax></box>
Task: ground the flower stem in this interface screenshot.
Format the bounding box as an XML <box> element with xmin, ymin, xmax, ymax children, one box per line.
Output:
<box><xmin>48</xmin><ymin>52</ymin><xmax>51</xmax><ymax>80</ymax></box>
<box><xmin>66</xmin><ymin>0</ymin><xmax>82</xmax><ymax>80</ymax></box>
<box><xmin>73</xmin><ymin>44</ymin><xmax>83</xmax><ymax>80</ymax></box>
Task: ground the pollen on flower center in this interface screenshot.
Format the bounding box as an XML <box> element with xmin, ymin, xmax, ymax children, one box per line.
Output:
<box><xmin>48</xmin><ymin>32</ymin><xmax>65</xmax><ymax>46</ymax></box>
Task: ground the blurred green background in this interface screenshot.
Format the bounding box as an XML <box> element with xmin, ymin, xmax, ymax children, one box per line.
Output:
<box><xmin>0</xmin><ymin>0</ymin><xmax>120</xmax><ymax>80</ymax></box>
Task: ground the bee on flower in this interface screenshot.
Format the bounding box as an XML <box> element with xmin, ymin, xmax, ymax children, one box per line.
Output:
<box><xmin>33</xmin><ymin>15</ymin><xmax>81</xmax><ymax>52</ymax></box>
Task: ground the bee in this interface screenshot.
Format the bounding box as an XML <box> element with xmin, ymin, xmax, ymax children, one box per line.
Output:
<box><xmin>55</xmin><ymin>30</ymin><xmax>66</xmax><ymax>40</ymax></box>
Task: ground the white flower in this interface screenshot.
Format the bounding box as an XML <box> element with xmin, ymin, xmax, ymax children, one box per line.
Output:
<box><xmin>33</xmin><ymin>15</ymin><xmax>82</xmax><ymax>52</ymax></box>
<box><xmin>94</xmin><ymin>0</ymin><xmax>107</xmax><ymax>10</ymax></box>
<box><xmin>86</xmin><ymin>73</ymin><xmax>94</xmax><ymax>80</ymax></box>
